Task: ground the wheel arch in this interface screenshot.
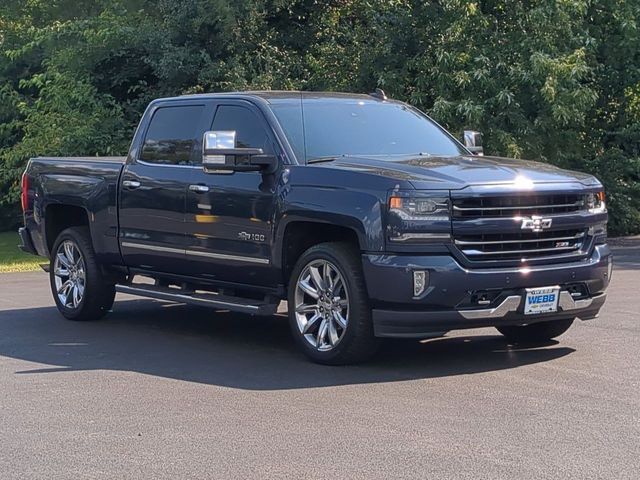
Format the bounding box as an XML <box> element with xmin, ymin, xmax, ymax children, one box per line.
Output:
<box><xmin>277</xmin><ymin>219</ymin><xmax>363</xmax><ymax>288</ymax></box>
<box><xmin>44</xmin><ymin>204</ymin><xmax>91</xmax><ymax>255</ymax></box>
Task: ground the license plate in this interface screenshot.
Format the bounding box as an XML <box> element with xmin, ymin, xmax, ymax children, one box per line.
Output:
<box><xmin>524</xmin><ymin>286</ymin><xmax>560</xmax><ymax>315</ymax></box>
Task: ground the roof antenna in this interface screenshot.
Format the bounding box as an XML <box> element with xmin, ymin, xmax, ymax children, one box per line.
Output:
<box><xmin>369</xmin><ymin>88</ymin><xmax>387</xmax><ymax>100</ymax></box>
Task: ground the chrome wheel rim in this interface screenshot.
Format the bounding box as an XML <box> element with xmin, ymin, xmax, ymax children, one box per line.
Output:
<box><xmin>53</xmin><ymin>240</ymin><xmax>86</xmax><ymax>309</ymax></box>
<box><xmin>294</xmin><ymin>259</ymin><xmax>349</xmax><ymax>352</ymax></box>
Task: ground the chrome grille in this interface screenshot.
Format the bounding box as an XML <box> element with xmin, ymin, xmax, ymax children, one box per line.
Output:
<box><xmin>451</xmin><ymin>192</ymin><xmax>592</xmax><ymax>265</ymax></box>
<box><xmin>452</xmin><ymin>193</ymin><xmax>585</xmax><ymax>219</ymax></box>
<box><xmin>454</xmin><ymin>229</ymin><xmax>586</xmax><ymax>262</ymax></box>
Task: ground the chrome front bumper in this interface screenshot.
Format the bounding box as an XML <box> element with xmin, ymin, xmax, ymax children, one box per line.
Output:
<box><xmin>373</xmin><ymin>291</ymin><xmax>607</xmax><ymax>338</ymax></box>
<box><xmin>459</xmin><ymin>291</ymin><xmax>606</xmax><ymax>320</ymax></box>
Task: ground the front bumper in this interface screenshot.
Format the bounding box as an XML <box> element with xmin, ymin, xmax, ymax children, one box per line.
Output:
<box><xmin>363</xmin><ymin>244</ymin><xmax>612</xmax><ymax>338</ymax></box>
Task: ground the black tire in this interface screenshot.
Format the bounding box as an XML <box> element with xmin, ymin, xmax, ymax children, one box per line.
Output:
<box><xmin>49</xmin><ymin>227</ymin><xmax>115</xmax><ymax>321</ymax></box>
<box><xmin>287</xmin><ymin>242</ymin><xmax>379</xmax><ymax>365</ymax></box>
<box><xmin>496</xmin><ymin>318</ymin><xmax>574</xmax><ymax>344</ymax></box>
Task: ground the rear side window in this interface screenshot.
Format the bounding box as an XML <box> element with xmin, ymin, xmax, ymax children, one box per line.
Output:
<box><xmin>211</xmin><ymin>105</ymin><xmax>273</xmax><ymax>153</ymax></box>
<box><xmin>140</xmin><ymin>105</ymin><xmax>204</xmax><ymax>165</ymax></box>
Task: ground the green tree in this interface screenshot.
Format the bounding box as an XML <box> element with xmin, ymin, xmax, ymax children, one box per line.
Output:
<box><xmin>0</xmin><ymin>0</ymin><xmax>638</xmax><ymax>234</ymax></box>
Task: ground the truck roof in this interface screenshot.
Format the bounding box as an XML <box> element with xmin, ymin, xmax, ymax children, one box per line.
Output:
<box><xmin>160</xmin><ymin>91</ymin><xmax>392</xmax><ymax>105</ymax></box>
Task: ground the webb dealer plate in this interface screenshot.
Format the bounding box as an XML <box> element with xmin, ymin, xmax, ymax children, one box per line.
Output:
<box><xmin>524</xmin><ymin>286</ymin><xmax>560</xmax><ymax>315</ymax></box>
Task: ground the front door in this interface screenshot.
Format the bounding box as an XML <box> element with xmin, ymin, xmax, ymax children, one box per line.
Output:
<box><xmin>119</xmin><ymin>102</ymin><xmax>208</xmax><ymax>274</ymax></box>
<box><xmin>185</xmin><ymin>101</ymin><xmax>280</xmax><ymax>287</ymax></box>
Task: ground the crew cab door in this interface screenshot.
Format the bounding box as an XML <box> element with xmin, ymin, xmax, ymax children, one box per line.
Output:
<box><xmin>119</xmin><ymin>101</ymin><xmax>209</xmax><ymax>273</ymax></box>
<box><xmin>185</xmin><ymin>101</ymin><xmax>280</xmax><ymax>286</ymax></box>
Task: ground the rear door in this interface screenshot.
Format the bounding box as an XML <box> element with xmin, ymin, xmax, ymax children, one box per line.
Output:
<box><xmin>119</xmin><ymin>101</ymin><xmax>209</xmax><ymax>273</ymax></box>
<box><xmin>184</xmin><ymin>100</ymin><xmax>280</xmax><ymax>286</ymax></box>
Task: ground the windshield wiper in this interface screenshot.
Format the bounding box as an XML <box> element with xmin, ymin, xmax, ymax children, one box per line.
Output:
<box><xmin>307</xmin><ymin>156</ymin><xmax>339</xmax><ymax>164</ymax></box>
<box><xmin>308</xmin><ymin>153</ymin><xmax>432</xmax><ymax>164</ymax></box>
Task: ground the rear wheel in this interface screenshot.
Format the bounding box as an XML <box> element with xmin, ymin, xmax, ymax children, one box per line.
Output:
<box><xmin>496</xmin><ymin>318</ymin><xmax>574</xmax><ymax>344</ymax></box>
<box><xmin>288</xmin><ymin>242</ymin><xmax>379</xmax><ymax>365</ymax></box>
<box><xmin>49</xmin><ymin>227</ymin><xmax>115</xmax><ymax>321</ymax></box>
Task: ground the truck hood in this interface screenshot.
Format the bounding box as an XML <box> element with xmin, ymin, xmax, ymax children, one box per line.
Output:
<box><xmin>314</xmin><ymin>155</ymin><xmax>601</xmax><ymax>190</ymax></box>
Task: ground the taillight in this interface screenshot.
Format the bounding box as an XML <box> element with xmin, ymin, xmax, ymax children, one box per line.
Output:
<box><xmin>21</xmin><ymin>173</ymin><xmax>29</xmax><ymax>212</ymax></box>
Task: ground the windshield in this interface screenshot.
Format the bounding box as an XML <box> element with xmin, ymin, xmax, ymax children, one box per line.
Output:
<box><xmin>271</xmin><ymin>98</ymin><xmax>466</xmax><ymax>162</ymax></box>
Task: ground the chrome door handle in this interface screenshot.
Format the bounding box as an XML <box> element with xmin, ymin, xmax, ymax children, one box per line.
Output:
<box><xmin>189</xmin><ymin>184</ymin><xmax>210</xmax><ymax>193</ymax></box>
<box><xmin>122</xmin><ymin>180</ymin><xmax>141</xmax><ymax>189</ymax></box>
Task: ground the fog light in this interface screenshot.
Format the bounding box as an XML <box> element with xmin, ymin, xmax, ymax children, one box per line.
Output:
<box><xmin>413</xmin><ymin>270</ymin><xmax>429</xmax><ymax>297</ymax></box>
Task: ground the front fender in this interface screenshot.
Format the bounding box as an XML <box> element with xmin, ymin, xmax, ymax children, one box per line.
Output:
<box><xmin>273</xmin><ymin>184</ymin><xmax>386</xmax><ymax>269</ymax></box>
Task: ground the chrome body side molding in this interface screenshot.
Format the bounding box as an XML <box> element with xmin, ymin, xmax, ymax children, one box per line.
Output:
<box><xmin>120</xmin><ymin>241</ymin><xmax>270</xmax><ymax>265</ymax></box>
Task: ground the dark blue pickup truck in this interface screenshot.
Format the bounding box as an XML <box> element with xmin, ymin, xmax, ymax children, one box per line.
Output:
<box><xmin>18</xmin><ymin>91</ymin><xmax>611</xmax><ymax>364</ymax></box>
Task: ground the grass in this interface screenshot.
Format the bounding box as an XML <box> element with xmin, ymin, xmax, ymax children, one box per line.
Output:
<box><xmin>0</xmin><ymin>231</ymin><xmax>44</xmax><ymax>273</ymax></box>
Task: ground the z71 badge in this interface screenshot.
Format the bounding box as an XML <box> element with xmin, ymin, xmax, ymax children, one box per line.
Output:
<box><xmin>238</xmin><ymin>231</ymin><xmax>265</xmax><ymax>242</ymax></box>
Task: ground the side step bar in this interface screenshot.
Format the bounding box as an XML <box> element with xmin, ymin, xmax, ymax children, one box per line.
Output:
<box><xmin>116</xmin><ymin>283</ymin><xmax>278</xmax><ymax>316</ymax></box>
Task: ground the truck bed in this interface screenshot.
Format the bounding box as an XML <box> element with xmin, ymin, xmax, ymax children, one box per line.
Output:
<box><xmin>34</xmin><ymin>156</ymin><xmax>127</xmax><ymax>163</ymax></box>
<box><xmin>24</xmin><ymin>156</ymin><xmax>126</xmax><ymax>263</ymax></box>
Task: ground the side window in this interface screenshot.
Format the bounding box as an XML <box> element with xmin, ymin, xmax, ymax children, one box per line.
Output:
<box><xmin>140</xmin><ymin>105</ymin><xmax>204</xmax><ymax>165</ymax></box>
<box><xmin>211</xmin><ymin>105</ymin><xmax>274</xmax><ymax>154</ymax></box>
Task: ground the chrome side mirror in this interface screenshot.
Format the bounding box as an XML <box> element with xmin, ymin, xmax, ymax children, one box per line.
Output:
<box><xmin>203</xmin><ymin>131</ymin><xmax>247</xmax><ymax>171</ymax></box>
<box><xmin>204</xmin><ymin>130</ymin><xmax>236</xmax><ymax>151</ymax></box>
<box><xmin>202</xmin><ymin>130</ymin><xmax>277</xmax><ymax>174</ymax></box>
<box><xmin>463</xmin><ymin>130</ymin><xmax>484</xmax><ymax>155</ymax></box>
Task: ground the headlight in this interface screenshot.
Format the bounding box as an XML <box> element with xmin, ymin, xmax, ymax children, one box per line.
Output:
<box><xmin>387</xmin><ymin>191</ymin><xmax>451</xmax><ymax>243</ymax></box>
<box><xmin>585</xmin><ymin>191</ymin><xmax>606</xmax><ymax>214</ymax></box>
<box><xmin>389</xmin><ymin>195</ymin><xmax>449</xmax><ymax>221</ymax></box>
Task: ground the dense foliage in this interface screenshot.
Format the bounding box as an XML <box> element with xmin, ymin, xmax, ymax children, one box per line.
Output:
<box><xmin>1</xmin><ymin>0</ymin><xmax>639</xmax><ymax>234</ymax></box>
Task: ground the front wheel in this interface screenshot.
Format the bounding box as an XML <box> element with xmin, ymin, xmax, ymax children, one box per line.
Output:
<box><xmin>288</xmin><ymin>242</ymin><xmax>379</xmax><ymax>365</ymax></box>
<box><xmin>496</xmin><ymin>318</ymin><xmax>574</xmax><ymax>344</ymax></box>
<box><xmin>50</xmin><ymin>227</ymin><xmax>115</xmax><ymax>321</ymax></box>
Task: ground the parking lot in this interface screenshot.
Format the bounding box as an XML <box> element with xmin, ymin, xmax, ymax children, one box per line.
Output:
<box><xmin>0</xmin><ymin>242</ymin><xmax>638</xmax><ymax>479</ymax></box>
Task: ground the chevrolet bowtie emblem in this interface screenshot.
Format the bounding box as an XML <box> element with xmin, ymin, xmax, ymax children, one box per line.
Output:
<box><xmin>521</xmin><ymin>215</ymin><xmax>552</xmax><ymax>232</ymax></box>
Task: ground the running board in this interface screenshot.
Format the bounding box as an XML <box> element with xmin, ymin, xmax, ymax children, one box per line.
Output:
<box><xmin>116</xmin><ymin>284</ymin><xmax>278</xmax><ymax>315</ymax></box>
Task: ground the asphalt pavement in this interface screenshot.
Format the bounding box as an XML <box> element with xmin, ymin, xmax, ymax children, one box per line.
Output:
<box><xmin>0</xmin><ymin>244</ymin><xmax>638</xmax><ymax>479</ymax></box>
